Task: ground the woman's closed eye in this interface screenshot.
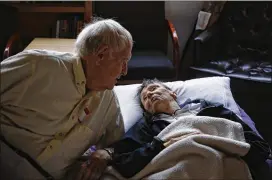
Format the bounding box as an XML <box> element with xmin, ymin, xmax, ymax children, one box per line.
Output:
<box><xmin>149</xmin><ymin>86</ymin><xmax>158</xmax><ymax>91</ymax></box>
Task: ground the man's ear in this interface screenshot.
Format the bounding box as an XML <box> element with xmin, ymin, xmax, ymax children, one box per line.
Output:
<box><xmin>96</xmin><ymin>45</ymin><xmax>109</xmax><ymax>60</ymax></box>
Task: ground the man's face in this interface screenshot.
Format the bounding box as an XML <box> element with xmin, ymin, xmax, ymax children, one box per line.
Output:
<box><xmin>99</xmin><ymin>47</ymin><xmax>132</xmax><ymax>89</ymax></box>
<box><xmin>140</xmin><ymin>83</ymin><xmax>177</xmax><ymax>114</ymax></box>
<box><xmin>84</xmin><ymin>46</ymin><xmax>132</xmax><ymax>90</ymax></box>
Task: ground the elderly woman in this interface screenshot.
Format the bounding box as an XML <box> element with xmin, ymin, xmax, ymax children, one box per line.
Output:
<box><xmin>85</xmin><ymin>79</ymin><xmax>271</xmax><ymax>180</ymax></box>
<box><xmin>0</xmin><ymin>18</ymin><xmax>133</xmax><ymax>179</ymax></box>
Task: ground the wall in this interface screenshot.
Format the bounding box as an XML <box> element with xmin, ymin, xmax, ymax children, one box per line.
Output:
<box><xmin>165</xmin><ymin>1</ymin><xmax>204</xmax><ymax>56</ymax></box>
<box><xmin>0</xmin><ymin>4</ymin><xmax>18</xmax><ymax>61</ymax></box>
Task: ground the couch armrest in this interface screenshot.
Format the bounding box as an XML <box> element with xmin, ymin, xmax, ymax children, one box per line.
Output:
<box><xmin>166</xmin><ymin>19</ymin><xmax>181</xmax><ymax>78</ymax></box>
<box><xmin>3</xmin><ymin>33</ymin><xmax>22</xmax><ymax>60</ymax></box>
<box><xmin>193</xmin><ymin>25</ymin><xmax>220</xmax><ymax>66</ymax></box>
<box><xmin>194</xmin><ymin>24</ymin><xmax>220</xmax><ymax>43</ymax></box>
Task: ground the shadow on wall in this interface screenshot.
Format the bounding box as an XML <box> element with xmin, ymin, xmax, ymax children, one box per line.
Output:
<box><xmin>0</xmin><ymin>4</ymin><xmax>18</xmax><ymax>61</ymax></box>
<box><xmin>165</xmin><ymin>1</ymin><xmax>203</xmax><ymax>62</ymax></box>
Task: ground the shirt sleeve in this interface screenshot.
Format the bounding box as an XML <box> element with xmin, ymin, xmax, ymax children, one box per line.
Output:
<box><xmin>0</xmin><ymin>52</ymin><xmax>36</xmax><ymax>106</ymax></box>
<box><xmin>95</xmin><ymin>91</ymin><xmax>125</xmax><ymax>149</ymax></box>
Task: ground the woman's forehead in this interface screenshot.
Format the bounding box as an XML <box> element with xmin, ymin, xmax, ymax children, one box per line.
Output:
<box><xmin>141</xmin><ymin>83</ymin><xmax>163</xmax><ymax>96</ymax></box>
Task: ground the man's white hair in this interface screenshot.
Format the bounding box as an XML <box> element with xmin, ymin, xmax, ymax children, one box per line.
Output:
<box><xmin>75</xmin><ymin>18</ymin><xmax>133</xmax><ymax>57</ymax></box>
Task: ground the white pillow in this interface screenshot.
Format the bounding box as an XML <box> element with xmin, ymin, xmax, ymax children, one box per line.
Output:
<box><xmin>114</xmin><ymin>76</ymin><xmax>240</xmax><ymax>132</ymax></box>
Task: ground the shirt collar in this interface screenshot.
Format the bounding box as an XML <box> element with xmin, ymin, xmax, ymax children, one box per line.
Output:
<box><xmin>72</xmin><ymin>57</ymin><xmax>87</xmax><ymax>96</ymax></box>
<box><xmin>72</xmin><ymin>57</ymin><xmax>87</xmax><ymax>87</ymax></box>
<box><xmin>151</xmin><ymin>98</ymin><xmax>193</xmax><ymax>120</ymax></box>
<box><xmin>178</xmin><ymin>98</ymin><xmax>192</xmax><ymax>108</ymax></box>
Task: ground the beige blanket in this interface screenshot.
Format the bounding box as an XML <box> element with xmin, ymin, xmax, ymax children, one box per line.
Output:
<box><xmin>103</xmin><ymin>116</ymin><xmax>252</xmax><ymax>180</ymax></box>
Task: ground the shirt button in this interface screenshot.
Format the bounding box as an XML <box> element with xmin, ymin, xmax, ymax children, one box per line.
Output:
<box><xmin>55</xmin><ymin>132</ymin><xmax>64</xmax><ymax>140</ymax></box>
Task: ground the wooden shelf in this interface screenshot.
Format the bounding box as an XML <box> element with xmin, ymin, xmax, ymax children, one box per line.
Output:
<box><xmin>0</xmin><ymin>1</ymin><xmax>92</xmax><ymax>42</ymax></box>
<box><xmin>9</xmin><ymin>4</ymin><xmax>85</xmax><ymax>13</ymax></box>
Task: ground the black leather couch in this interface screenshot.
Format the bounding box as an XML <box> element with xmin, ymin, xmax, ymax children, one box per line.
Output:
<box><xmin>189</xmin><ymin>1</ymin><xmax>272</xmax><ymax>145</ymax></box>
<box><xmin>192</xmin><ymin>1</ymin><xmax>271</xmax><ymax>83</ymax></box>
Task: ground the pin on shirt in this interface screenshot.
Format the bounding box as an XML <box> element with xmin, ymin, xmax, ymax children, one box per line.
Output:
<box><xmin>78</xmin><ymin>107</ymin><xmax>91</xmax><ymax>123</ymax></box>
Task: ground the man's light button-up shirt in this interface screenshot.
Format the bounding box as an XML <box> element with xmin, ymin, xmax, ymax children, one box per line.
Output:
<box><xmin>0</xmin><ymin>50</ymin><xmax>125</xmax><ymax>178</ymax></box>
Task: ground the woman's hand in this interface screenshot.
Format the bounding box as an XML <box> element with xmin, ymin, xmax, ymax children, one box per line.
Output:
<box><xmin>76</xmin><ymin>149</ymin><xmax>111</xmax><ymax>180</ymax></box>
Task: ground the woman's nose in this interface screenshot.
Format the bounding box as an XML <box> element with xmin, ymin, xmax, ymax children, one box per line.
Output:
<box><xmin>147</xmin><ymin>91</ymin><xmax>153</xmax><ymax>98</ymax></box>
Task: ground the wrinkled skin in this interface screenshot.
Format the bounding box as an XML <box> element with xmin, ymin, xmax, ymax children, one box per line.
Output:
<box><xmin>76</xmin><ymin>149</ymin><xmax>111</xmax><ymax>180</ymax></box>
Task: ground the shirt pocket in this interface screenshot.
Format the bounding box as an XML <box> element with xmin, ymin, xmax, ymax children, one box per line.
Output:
<box><xmin>81</xmin><ymin>112</ymin><xmax>106</xmax><ymax>138</ymax></box>
<box><xmin>60</xmin><ymin>125</ymin><xmax>97</xmax><ymax>163</ymax></box>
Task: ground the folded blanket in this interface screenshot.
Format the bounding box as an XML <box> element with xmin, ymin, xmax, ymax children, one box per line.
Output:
<box><xmin>103</xmin><ymin>115</ymin><xmax>252</xmax><ymax>180</ymax></box>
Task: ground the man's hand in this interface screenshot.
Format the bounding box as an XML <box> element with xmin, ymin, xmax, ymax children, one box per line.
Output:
<box><xmin>76</xmin><ymin>149</ymin><xmax>111</xmax><ymax>180</ymax></box>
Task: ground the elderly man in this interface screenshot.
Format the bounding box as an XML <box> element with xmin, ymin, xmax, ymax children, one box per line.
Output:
<box><xmin>89</xmin><ymin>79</ymin><xmax>271</xmax><ymax>180</ymax></box>
<box><xmin>0</xmin><ymin>18</ymin><xmax>133</xmax><ymax>179</ymax></box>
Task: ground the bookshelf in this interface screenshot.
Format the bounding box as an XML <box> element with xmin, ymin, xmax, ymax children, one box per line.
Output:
<box><xmin>10</xmin><ymin>5</ymin><xmax>86</xmax><ymax>13</ymax></box>
<box><xmin>0</xmin><ymin>1</ymin><xmax>92</xmax><ymax>48</ymax></box>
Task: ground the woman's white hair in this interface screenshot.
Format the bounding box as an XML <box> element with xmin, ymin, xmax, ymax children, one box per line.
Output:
<box><xmin>75</xmin><ymin>18</ymin><xmax>133</xmax><ymax>57</ymax></box>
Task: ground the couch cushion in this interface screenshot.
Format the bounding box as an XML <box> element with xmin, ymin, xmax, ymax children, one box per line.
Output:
<box><xmin>121</xmin><ymin>50</ymin><xmax>175</xmax><ymax>80</ymax></box>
